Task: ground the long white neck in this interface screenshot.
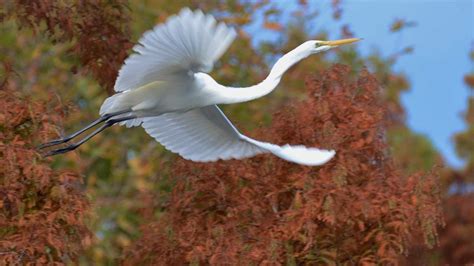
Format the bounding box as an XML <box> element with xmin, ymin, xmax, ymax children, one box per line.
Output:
<box><xmin>211</xmin><ymin>43</ymin><xmax>313</xmax><ymax>104</ymax></box>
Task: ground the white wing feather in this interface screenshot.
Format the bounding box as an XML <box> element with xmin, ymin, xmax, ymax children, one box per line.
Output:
<box><xmin>114</xmin><ymin>8</ymin><xmax>237</xmax><ymax>92</ymax></box>
<box><xmin>141</xmin><ymin>105</ymin><xmax>335</xmax><ymax>166</ymax></box>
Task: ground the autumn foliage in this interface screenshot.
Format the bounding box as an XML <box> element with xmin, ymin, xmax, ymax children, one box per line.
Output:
<box><xmin>438</xmin><ymin>194</ymin><xmax>474</xmax><ymax>264</ymax></box>
<box><xmin>123</xmin><ymin>65</ymin><xmax>442</xmax><ymax>264</ymax></box>
<box><xmin>433</xmin><ymin>49</ymin><xmax>474</xmax><ymax>265</ymax></box>
<box><xmin>2</xmin><ymin>1</ymin><xmax>472</xmax><ymax>264</ymax></box>
<box><xmin>0</xmin><ymin>86</ymin><xmax>91</xmax><ymax>264</ymax></box>
<box><xmin>8</xmin><ymin>0</ymin><xmax>132</xmax><ymax>93</ymax></box>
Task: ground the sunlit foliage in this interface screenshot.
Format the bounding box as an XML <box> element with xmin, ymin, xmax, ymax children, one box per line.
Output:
<box><xmin>1</xmin><ymin>0</ymin><xmax>470</xmax><ymax>264</ymax></box>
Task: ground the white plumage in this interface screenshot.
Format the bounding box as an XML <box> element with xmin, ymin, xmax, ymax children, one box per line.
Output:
<box><xmin>102</xmin><ymin>8</ymin><xmax>340</xmax><ymax>166</ymax></box>
<box><xmin>114</xmin><ymin>8</ymin><xmax>236</xmax><ymax>92</ymax></box>
<box><xmin>43</xmin><ymin>8</ymin><xmax>361</xmax><ymax>165</ymax></box>
<box><xmin>141</xmin><ymin>105</ymin><xmax>267</xmax><ymax>162</ymax></box>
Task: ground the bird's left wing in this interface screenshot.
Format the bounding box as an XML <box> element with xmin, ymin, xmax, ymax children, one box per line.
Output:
<box><xmin>141</xmin><ymin>105</ymin><xmax>335</xmax><ymax>166</ymax></box>
<box><xmin>114</xmin><ymin>8</ymin><xmax>236</xmax><ymax>92</ymax></box>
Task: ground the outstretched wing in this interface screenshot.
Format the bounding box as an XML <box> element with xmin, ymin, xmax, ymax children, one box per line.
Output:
<box><xmin>141</xmin><ymin>105</ymin><xmax>335</xmax><ymax>166</ymax></box>
<box><xmin>114</xmin><ymin>8</ymin><xmax>237</xmax><ymax>92</ymax></box>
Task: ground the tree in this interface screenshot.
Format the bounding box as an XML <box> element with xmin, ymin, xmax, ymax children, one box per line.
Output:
<box><xmin>124</xmin><ymin>65</ymin><xmax>442</xmax><ymax>264</ymax></box>
<box><xmin>435</xmin><ymin>48</ymin><xmax>474</xmax><ymax>265</ymax></box>
<box><xmin>1</xmin><ymin>1</ymin><xmax>452</xmax><ymax>264</ymax></box>
<box><xmin>0</xmin><ymin>70</ymin><xmax>91</xmax><ymax>264</ymax></box>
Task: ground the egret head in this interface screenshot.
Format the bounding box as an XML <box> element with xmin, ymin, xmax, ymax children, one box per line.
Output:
<box><xmin>309</xmin><ymin>38</ymin><xmax>361</xmax><ymax>53</ymax></box>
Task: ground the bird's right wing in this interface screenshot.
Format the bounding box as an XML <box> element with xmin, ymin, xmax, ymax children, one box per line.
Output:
<box><xmin>141</xmin><ymin>105</ymin><xmax>266</xmax><ymax>162</ymax></box>
<box><xmin>114</xmin><ymin>8</ymin><xmax>236</xmax><ymax>92</ymax></box>
<box><xmin>141</xmin><ymin>105</ymin><xmax>335</xmax><ymax>166</ymax></box>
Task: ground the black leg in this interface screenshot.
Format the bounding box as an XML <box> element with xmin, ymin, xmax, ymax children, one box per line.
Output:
<box><xmin>43</xmin><ymin>115</ymin><xmax>136</xmax><ymax>157</ymax></box>
<box><xmin>38</xmin><ymin>110</ymin><xmax>131</xmax><ymax>149</ymax></box>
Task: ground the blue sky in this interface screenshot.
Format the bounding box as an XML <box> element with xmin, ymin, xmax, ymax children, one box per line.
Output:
<box><xmin>340</xmin><ymin>1</ymin><xmax>473</xmax><ymax>168</ymax></box>
<box><xmin>248</xmin><ymin>0</ymin><xmax>473</xmax><ymax>168</ymax></box>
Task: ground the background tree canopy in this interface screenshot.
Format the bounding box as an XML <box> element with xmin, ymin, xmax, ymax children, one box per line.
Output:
<box><xmin>0</xmin><ymin>0</ymin><xmax>472</xmax><ymax>264</ymax></box>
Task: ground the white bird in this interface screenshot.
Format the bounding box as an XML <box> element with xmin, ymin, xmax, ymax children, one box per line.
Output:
<box><xmin>40</xmin><ymin>8</ymin><xmax>359</xmax><ymax>166</ymax></box>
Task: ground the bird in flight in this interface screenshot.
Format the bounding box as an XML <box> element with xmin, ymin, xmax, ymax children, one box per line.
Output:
<box><xmin>40</xmin><ymin>8</ymin><xmax>360</xmax><ymax>166</ymax></box>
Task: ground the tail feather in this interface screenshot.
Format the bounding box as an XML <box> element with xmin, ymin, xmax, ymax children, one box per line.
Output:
<box><xmin>99</xmin><ymin>94</ymin><xmax>123</xmax><ymax>116</ymax></box>
<box><xmin>100</xmin><ymin>93</ymin><xmax>142</xmax><ymax>127</ymax></box>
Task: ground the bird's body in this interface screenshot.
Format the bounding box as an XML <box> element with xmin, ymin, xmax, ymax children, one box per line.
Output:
<box><xmin>41</xmin><ymin>8</ymin><xmax>360</xmax><ymax>166</ymax></box>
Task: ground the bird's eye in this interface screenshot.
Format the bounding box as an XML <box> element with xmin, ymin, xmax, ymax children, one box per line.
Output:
<box><xmin>315</xmin><ymin>43</ymin><xmax>322</xmax><ymax>47</ymax></box>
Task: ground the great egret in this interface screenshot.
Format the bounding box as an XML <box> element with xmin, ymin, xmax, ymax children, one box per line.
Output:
<box><xmin>40</xmin><ymin>8</ymin><xmax>359</xmax><ymax>166</ymax></box>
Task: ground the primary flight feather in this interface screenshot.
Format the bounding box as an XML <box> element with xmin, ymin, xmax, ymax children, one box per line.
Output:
<box><xmin>40</xmin><ymin>8</ymin><xmax>360</xmax><ymax>166</ymax></box>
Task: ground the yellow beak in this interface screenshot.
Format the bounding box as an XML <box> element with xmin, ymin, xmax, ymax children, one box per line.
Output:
<box><xmin>320</xmin><ymin>38</ymin><xmax>361</xmax><ymax>47</ymax></box>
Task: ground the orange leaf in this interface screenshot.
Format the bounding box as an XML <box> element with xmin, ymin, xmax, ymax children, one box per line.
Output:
<box><xmin>264</xmin><ymin>21</ymin><xmax>282</xmax><ymax>31</ymax></box>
